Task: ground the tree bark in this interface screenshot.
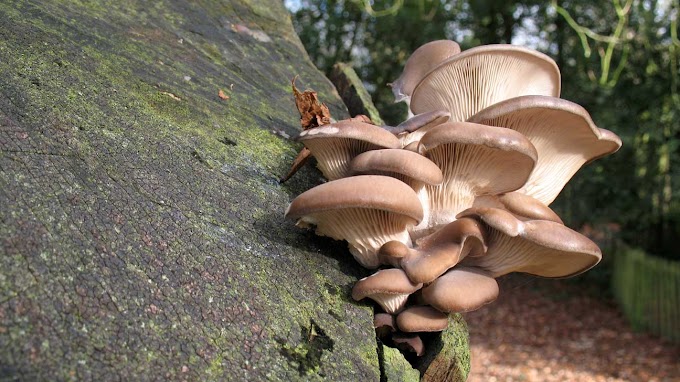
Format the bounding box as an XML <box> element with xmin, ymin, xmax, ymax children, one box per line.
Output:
<box><xmin>0</xmin><ymin>1</ymin><xmax>469</xmax><ymax>380</ymax></box>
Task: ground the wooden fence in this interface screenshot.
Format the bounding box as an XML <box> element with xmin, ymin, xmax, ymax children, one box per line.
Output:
<box><xmin>612</xmin><ymin>248</ymin><xmax>680</xmax><ymax>342</ymax></box>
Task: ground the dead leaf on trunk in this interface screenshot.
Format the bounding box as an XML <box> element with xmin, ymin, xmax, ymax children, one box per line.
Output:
<box><xmin>292</xmin><ymin>76</ymin><xmax>331</xmax><ymax>129</ymax></box>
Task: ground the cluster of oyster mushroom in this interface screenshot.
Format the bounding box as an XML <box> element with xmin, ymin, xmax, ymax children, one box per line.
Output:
<box><xmin>285</xmin><ymin>40</ymin><xmax>622</xmax><ymax>357</ymax></box>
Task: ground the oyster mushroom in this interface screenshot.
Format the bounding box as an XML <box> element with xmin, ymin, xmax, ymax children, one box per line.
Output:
<box><xmin>349</xmin><ymin>148</ymin><xmax>442</xmax><ymax>226</ymax></box>
<box><xmin>298</xmin><ymin>120</ymin><xmax>401</xmax><ymax>180</ymax></box>
<box><xmin>474</xmin><ymin>192</ymin><xmax>563</xmax><ymax>224</ymax></box>
<box><xmin>469</xmin><ymin>95</ymin><xmax>622</xmax><ymax>205</ymax></box>
<box><xmin>458</xmin><ymin>207</ymin><xmax>602</xmax><ymax>278</ymax></box>
<box><xmin>352</xmin><ymin>268</ymin><xmax>422</xmax><ymax>314</ymax></box>
<box><xmin>414</xmin><ymin>122</ymin><xmax>537</xmax><ymax>236</ymax></box>
<box><xmin>392</xmin><ymin>334</ymin><xmax>425</xmax><ymax>357</ymax></box>
<box><xmin>421</xmin><ymin>267</ymin><xmax>499</xmax><ymax>313</ymax></box>
<box><xmin>410</xmin><ymin>44</ymin><xmax>561</xmax><ymax>121</ymax></box>
<box><xmin>389</xmin><ymin>110</ymin><xmax>451</xmax><ymax>148</ymax></box>
<box><xmin>378</xmin><ymin>217</ymin><xmax>487</xmax><ymax>284</ymax></box>
<box><xmin>396</xmin><ymin>305</ymin><xmax>449</xmax><ymax>333</ymax></box>
<box><xmin>374</xmin><ymin>313</ymin><xmax>397</xmax><ymax>339</ymax></box>
<box><xmin>285</xmin><ymin>175</ymin><xmax>423</xmax><ymax>268</ymax></box>
<box><xmin>391</xmin><ymin>40</ymin><xmax>462</xmax><ymax>105</ymax></box>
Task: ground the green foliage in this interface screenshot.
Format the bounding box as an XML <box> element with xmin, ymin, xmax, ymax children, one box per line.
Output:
<box><xmin>289</xmin><ymin>0</ymin><xmax>680</xmax><ymax>260</ymax></box>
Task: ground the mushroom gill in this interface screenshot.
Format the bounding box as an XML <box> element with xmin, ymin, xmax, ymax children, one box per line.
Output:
<box><xmin>410</xmin><ymin>45</ymin><xmax>561</xmax><ymax>121</ymax></box>
<box><xmin>468</xmin><ymin>95</ymin><xmax>622</xmax><ymax>205</ymax></box>
<box><xmin>298</xmin><ymin>120</ymin><xmax>400</xmax><ymax>180</ymax></box>
<box><xmin>285</xmin><ymin>175</ymin><xmax>422</xmax><ymax>268</ymax></box>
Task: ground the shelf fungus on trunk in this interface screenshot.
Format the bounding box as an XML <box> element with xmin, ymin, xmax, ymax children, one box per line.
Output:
<box><xmin>284</xmin><ymin>39</ymin><xmax>621</xmax><ymax>361</ymax></box>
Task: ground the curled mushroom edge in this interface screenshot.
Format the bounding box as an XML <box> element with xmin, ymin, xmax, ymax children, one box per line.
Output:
<box><xmin>284</xmin><ymin>39</ymin><xmax>621</xmax><ymax>359</ymax></box>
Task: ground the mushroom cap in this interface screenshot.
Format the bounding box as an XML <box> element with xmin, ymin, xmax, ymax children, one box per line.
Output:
<box><xmin>298</xmin><ymin>120</ymin><xmax>401</xmax><ymax>180</ymax></box>
<box><xmin>421</xmin><ymin>267</ymin><xmax>499</xmax><ymax>313</ymax></box>
<box><xmin>392</xmin><ymin>334</ymin><xmax>425</xmax><ymax>357</ymax></box>
<box><xmin>285</xmin><ymin>175</ymin><xmax>423</xmax><ymax>221</ymax></box>
<box><xmin>381</xmin><ymin>218</ymin><xmax>487</xmax><ymax>284</ymax></box>
<box><xmin>420</xmin><ymin>122</ymin><xmax>538</xmax><ymax>194</ymax></box>
<box><xmin>416</xmin><ymin>122</ymin><xmax>537</xmax><ymax>230</ymax></box>
<box><xmin>374</xmin><ymin>313</ymin><xmax>397</xmax><ymax>338</ymax></box>
<box><xmin>396</xmin><ymin>305</ymin><xmax>449</xmax><ymax>333</ymax></box>
<box><xmin>392</xmin><ymin>110</ymin><xmax>451</xmax><ymax>147</ymax></box>
<box><xmin>352</xmin><ymin>268</ymin><xmax>423</xmax><ymax>314</ymax></box>
<box><xmin>474</xmin><ymin>193</ymin><xmax>563</xmax><ymax>224</ymax></box>
<box><xmin>391</xmin><ymin>40</ymin><xmax>462</xmax><ymax>103</ymax></box>
<box><xmin>468</xmin><ymin>95</ymin><xmax>622</xmax><ymax>205</ymax></box>
<box><xmin>349</xmin><ymin>149</ymin><xmax>444</xmax><ymax>186</ymax></box>
<box><xmin>410</xmin><ymin>44</ymin><xmax>560</xmax><ymax>121</ymax></box>
<box><xmin>285</xmin><ymin>175</ymin><xmax>424</xmax><ymax>268</ymax></box>
<box><xmin>458</xmin><ymin>207</ymin><xmax>602</xmax><ymax>278</ymax></box>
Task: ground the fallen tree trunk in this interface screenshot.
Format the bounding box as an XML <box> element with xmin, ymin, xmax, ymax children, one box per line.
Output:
<box><xmin>0</xmin><ymin>1</ymin><xmax>468</xmax><ymax>380</ymax></box>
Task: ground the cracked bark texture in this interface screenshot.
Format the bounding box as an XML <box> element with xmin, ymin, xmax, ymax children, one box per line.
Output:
<box><xmin>0</xmin><ymin>1</ymin><xmax>469</xmax><ymax>381</ymax></box>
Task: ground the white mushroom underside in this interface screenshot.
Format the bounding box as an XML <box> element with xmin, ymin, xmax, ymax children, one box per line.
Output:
<box><xmin>464</xmin><ymin>228</ymin><xmax>597</xmax><ymax>278</ymax></box>
<box><xmin>299</xmin><ymin>208</ymin><xmax>414</xmax><ymax>268</ymax></box>
<box><xmin>370</xmin><ymin>293</ymin><xmax>410</xmax><ymax>314</ymax></box>
<box><xmin>482</xmin><ymin>110</ymin><xmax>616</xmax><ymax>205</ymax></box>
<box><xmin>422</xmin><ymin>144</ymin><xmax>530</xmax><ymax>231</ymax></box>
<box><xmin>410</xmin><ymin>53</ymin><xmax>558</xmax><ymax>121</ymax></box>
<box><xmin>304</xmin><ymin>139</ymin><xmax>385</xmax><ymax>180</ymax></box>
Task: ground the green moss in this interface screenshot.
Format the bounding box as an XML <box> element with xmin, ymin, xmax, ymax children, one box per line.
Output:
<box><xmin>381</xmin><ymin>345</ymin><xmax>420</xmax><ymax>382</ymax></box>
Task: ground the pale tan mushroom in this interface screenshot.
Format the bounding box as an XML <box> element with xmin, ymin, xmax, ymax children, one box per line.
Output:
<box><xmin>378</xmin><ymin>218</ymin><xmax>487</xmax><ymax>284</ymax></box>
<box><xmin>457</xmin><ymin>207</ymin><xmax>602</xmax><ymax>278</ymax></box>
<box><xmin>473</xmin><ymin>192</ymin><xmax>563</xmax><ymax>224</ymax></box>
<box><xmin>390</xmin><ymin>40</ymin><xmax>462</xmax><ymax>104</ymax></box>
<box><xmin>410</xmin><ymin>44</ymin><xmax>561</xmax><ymax>121</ymax></box>
<box><xmin>413</xmin><ymin>122</ymin><xmax>537</xmax><ymax>237</ymax></box>
<box><xmin>298</xmin><ymin>120</ymin><xmax>401</xmax><ymax>180</ymax></box>
<box><xmin>421</xmin><ymin>267</ymin><xmax>499</xmax><ymax>313</ymax></box>
<box><xmin>396</xmin><ymin>306</ymin><xmax>449</xmax><ymax>333</ymax></box>
<box><xmin>468</xmin><ymin>95</ymin><xmax>622</xmax><ymax>205</ymax></box>
<box><xmin>352</xmin><ymin>268</ymin><xmax>422</xmax><ymax>314</ymax></box>
<box><xmin>285</xmin><ymin>175</ymin><xmax>423</xmax><ymax>268</ymax></box>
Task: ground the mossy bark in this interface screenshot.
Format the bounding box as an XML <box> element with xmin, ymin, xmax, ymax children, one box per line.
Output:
<box><xmin>0</xmin><ymin>1</ymin><xmax>468</xmax><ymax>381</ymax></box>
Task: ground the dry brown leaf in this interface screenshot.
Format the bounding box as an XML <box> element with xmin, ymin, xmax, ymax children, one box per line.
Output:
<box><xmin>292</xmin><ymin>76</ymin><xmax>331</xmax><ymax>129</ymax></box>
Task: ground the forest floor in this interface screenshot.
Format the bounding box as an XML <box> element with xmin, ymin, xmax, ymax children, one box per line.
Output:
<box><xmin>464</xmin><ymin>274</ymin><xmax>680</xmax><ymax>382</ymax></box>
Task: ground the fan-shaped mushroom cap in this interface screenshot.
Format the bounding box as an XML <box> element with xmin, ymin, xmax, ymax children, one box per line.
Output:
<box><xmin>391</xmin><ymin>40</ymin><xmax>462</xmax><ymax>103</ymax></box>
<box><xmin>298</xmin><ymin>120</ymin><xmax>401</xmax><ymax>180</ymax></box>
<box><xmin>352</xmin><ymin>268</ymin><xmax>423</xmax><ymax>314</ymax></box>
<box><xmin>392</xmin><ymin>334</ymin><xmax>425</xmax><ymax>356</ymax></box>
<box><xmin>414</xmin><ymin>122</ymin><xmax>537</xmax><ymax>235</ymax></box>
<box><xmin>457</xmin><ymin>207</ymin><xmax>602</xmax><ymax>278</ymax></box>
<box><xmin>374</xmin><ymin>313</ymin><xmax>397</xmax><ymax>338</ymax></box>
<box><xmin>349</xmin><ymin>149</ymin><xmax>443</xmax><ymax>186</ymax></box>
<box><xmin>396</xmin><ymin>306</ymin><xmax>449</xmax><ymax>333</ymax></box>
<box><xmin>378</xmin><ymin>218</ymin><xmax>487</xmax><ymax>284</ymax></box>
<box><xmin>421</xmin><ymin>267</ymin><xmax>499</xmax><ymax>313</ymax></box>
<box><xmin>285</xmin><ymin>175</ymin><xmax>423</xmax><ymax>268</ymax></box>
<box><xmin>410</xmin><ymin>45</ymin><xmax>560</xmax><ymax>121</ymax></box>
<box><xmin>474</xmin><ymin>193</ymin><xmax>563</xmax><ymax>224</ymax></box>
<box><xmin>469</xmin><ymin>95</ymin><xmax>622</xmax><ymax>205</ymax></box>
<box><xmin>391</xmin><ymin>110</ymin><xmax>451</xmax><ymax>148</ymax></box>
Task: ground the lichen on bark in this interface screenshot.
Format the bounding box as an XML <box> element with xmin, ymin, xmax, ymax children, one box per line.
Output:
<box><xmin>0</xmin><ymin>1</ymin><xmax>468</xmax><ymax>381</ymax></box>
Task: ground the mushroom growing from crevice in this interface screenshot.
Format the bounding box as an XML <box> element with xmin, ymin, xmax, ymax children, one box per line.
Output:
<box><xmin>352</xmin><ymin>268</ymin><xmax>423</xmax><ymax>314</ymax></box>
<box><xmin>285</xmin><ymin>175</ymin><xmax>423</xmax><ymax>268</ymax></box>
<box><xmin>284</xmin><ymin>39</ymin><xmax>621</xmax><ymax>361</ymax></box>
